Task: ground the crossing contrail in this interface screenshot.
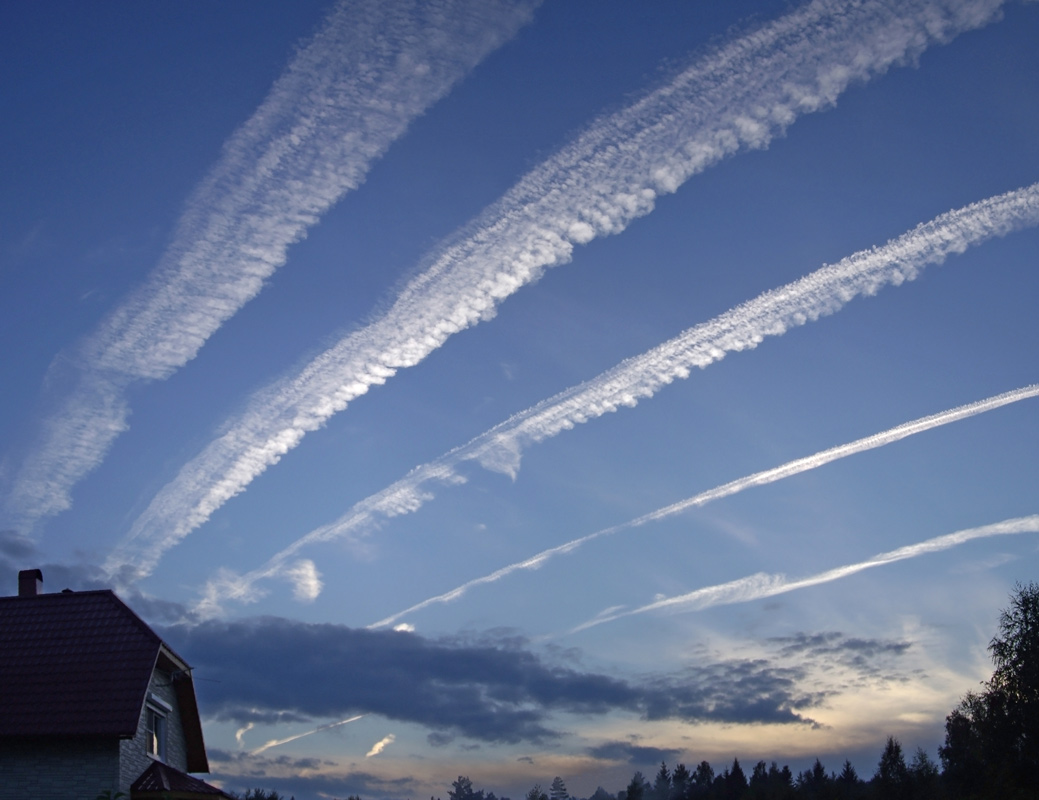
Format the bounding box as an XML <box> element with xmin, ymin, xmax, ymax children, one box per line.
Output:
<box><xmin>368</xmin><ymin>385</ymin><xmax>1038</xmax><ymax>628</ymax></box>
<box><xmin>194</xmin><ymin>179</ymin><xmax>1039</xmax><ymax>617</ymax></box>
<box><xmin>106</xmin><ymin>0</ymin><xmax>1012</xmax><ymax>586</ymax></box>
<box><xmin>569</xmin><ymin>515</ymin><xmax>1039</xmax><ymax>633</ymax></box>
<box><xmin>3</xmin><ymin>0</ymin><xmax>538</xmax><ymax>529</ymax></box>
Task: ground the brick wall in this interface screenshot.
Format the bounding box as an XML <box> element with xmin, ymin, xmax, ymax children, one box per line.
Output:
<box><xmin>0</xmin><ymin>736</ymin><xmax>120</xmax><ymax>800</ymax></box>
<box><xmin>119</xmin><ymin>665</ymin><xmax>191</xmax><ymax>787</ymax></box>
<box><xmin>0</xmin><ymin>665</ymin><xmax>195</xmax><ymax>800</ymax></box>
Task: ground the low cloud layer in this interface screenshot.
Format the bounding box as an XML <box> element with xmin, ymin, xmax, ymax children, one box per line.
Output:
<box><xmin>587</xmin><ymin>741</ymin><xmax>683</xmax><ymax>767</ymax></box>
<box><xmin>159</xmin><ymin>618</ymin><xmax>912</xmax><ymax>745</ymax></box>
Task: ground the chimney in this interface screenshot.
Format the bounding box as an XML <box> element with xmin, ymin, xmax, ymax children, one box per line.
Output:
<box><xmin>18</xmin><ymin>568</ymin><xmax>43</xmax><ymax>597</ymax></box>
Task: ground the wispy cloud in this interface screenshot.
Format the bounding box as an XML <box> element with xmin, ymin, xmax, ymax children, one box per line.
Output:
<box><xmin>250</xmin><ymin>715</ymin><xmax>365</xmax><ymax>756</ymax></box>
<box><xmin>196</xmin><ymin>182</ymin><xmax>1039</xmax><ymax>616</ymax></box>
<box><xmin>105</xmin><ymin>0</ymin><xmax>1009</xmax><ymax>585</ymax></box>
<box><xmin>369</xmin><ymin>385</ymin><xmax>1038</xmax><ymax>628</ymax></box>
<box><xmin>366</xmin><ymin>734</ymin><xmax>396</xmax><ymax>757</ymax></box>
<box><xmin>571</xmin><ymin>515</ymin><xmax>1039</xmax><ymax>633</ymax></box>
<box><xmin>2</xmin><ymin>0</ymin><xmax>538</xmax><ymax>529</ymax></box>
<box><xmin>284</xmin><ymin>559</ymin><xmax>323</xmax><ymax>603</ymax></box>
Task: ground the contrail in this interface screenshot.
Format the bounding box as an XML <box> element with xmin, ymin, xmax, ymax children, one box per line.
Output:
<box><xmin>235</xmin><ymin>722</ymin><xmax>255</xmax><ymax>747</ymax></box>
<box><xmin>195</xmin><ymin>181</ymin><xmax>1039</xmax><ymax>617</ymax></box>
<box><xmin>569</xmin><ymin>515</ymin><xmax>1039</xmax><ymax>634</ymax></box>
<box><xmin>368</xmin><ymin>385</ymin><xmax>1039</xmax><ymax>628</ymax></box>
<box><xmin>249</xmin><ymin>714</ymin><xmax>365</xmax><ymax>756</ymax></box>
<box><xmin>2</xmin><ymin>0</ymin><xmax>538</xmax><ymax>529</ymax></box>
<box><xmin>366</xmin><ymin>733</ymin><xmax>396</xmax><ymax>757</ymax></box>
<box><xmin>108</xmin><ymin>0</ymin><xmax>1011</xmax><ymax>586</ymax></box>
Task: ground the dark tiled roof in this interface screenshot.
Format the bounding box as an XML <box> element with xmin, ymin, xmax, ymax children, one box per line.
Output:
<box><xmin>0</xmin><ymin>590</ymin><xmax>163</xmax><ymax>737</ymax></box>
<box><xmin>131</xmin><ymin>760</ymin><xmax>234</xmax><ymax>798</ymax></box>
<box><xmin>0</xmin><ymin>586</ymin><xmax>210</xmax><ymax>771</ymax></box>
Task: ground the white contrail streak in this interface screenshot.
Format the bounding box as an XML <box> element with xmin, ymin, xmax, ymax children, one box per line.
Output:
<box><xmin>108</xmin><ymin>0</ymin><xmax>1012</xmax><ymax>585</ymax></box>
<box><xmin>2</xmin><ymin>0</ymin><xmax>538</xmax><ymax>529</ymax></box>
<box><xmin>249</xmin><ymin>714</ymin><xmax>365</xmax><ymax>756</ymax></box>
<box><xmin>235</xmin><ymin>722</ymin><xmax>255</xmax><ymax>747</ymax></box>
<box><xmin>367</xmin><ymin>385</ymin><xmax>1038</xmax><ymax>628</ymax></box>
<box><xmin>195</xmin><ymin>179</ymin><xmax>1039</xmax><ymax>617</ymax></box>
<box><xmin>570</xmin><ymin>515</ymin><xmax>1039</xmax><ymax>633</ymax></box>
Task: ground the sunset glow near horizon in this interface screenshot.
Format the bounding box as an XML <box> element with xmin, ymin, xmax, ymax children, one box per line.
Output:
<box><xmin>2</xmin><ymin>1</ymin><xmax>1037</xmax><ymax>798</ymax></box>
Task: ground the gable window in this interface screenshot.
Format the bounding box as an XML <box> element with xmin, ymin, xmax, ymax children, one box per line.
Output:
<box><xmin>145</xmin><ymin>701</ymin><xmax>169</xmax><ymax>761</ymax></box>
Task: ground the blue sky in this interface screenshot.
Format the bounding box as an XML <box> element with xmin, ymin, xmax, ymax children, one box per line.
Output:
<box><xmin>2</xmin><ymin>0</ymin><xmax>1037</xmax><ymax>797</ymax></box>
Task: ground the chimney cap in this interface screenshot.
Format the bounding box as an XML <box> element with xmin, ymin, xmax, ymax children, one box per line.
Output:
<box><xmin>18</xmin><ymin>568</ymin><xmax>43</xmax><ymax>597</ymax></box>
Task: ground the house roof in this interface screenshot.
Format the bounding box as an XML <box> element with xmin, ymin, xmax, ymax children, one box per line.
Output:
<box><xmin>0</xmin><ymin>586</ymin><xmax>209</xmax><ymax>771</ymax></box>
<box><xmin>131</xmin><ymin>760</ymin><xmax>235</xmax><ymax>799</ymax></box>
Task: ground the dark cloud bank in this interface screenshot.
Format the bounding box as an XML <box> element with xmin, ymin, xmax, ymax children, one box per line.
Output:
<box><xmin>166</xmin><ymin>617</ymin><xmax>909</xmax><ymax>799</ymax></box>
<box><xmin>163</xmin><ymin>616</ymin><xmax>829</xmax><ymax>745</ymax></box>
<box><xmin>587</xmin><ymin>741</ymin><xmax>684</xmax><ymax>766</ymax></box>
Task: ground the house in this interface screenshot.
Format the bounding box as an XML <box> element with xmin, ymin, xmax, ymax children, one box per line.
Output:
<box><xmin>0</xmin><ymin>568</ymin><xmax>233</xmax><ymax>800</ymax></box>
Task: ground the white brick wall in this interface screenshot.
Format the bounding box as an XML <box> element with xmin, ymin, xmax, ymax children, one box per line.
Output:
<box><xmin>0</xmin><ymin>666</ymin><xmax>195</xmax><ymax>799</ymax></box>
<box><xmin>0</xmin><ymin>737</ymin><xmax>120</xmax><ymax>800</ymax></box>
<box><xmin>119</xmin><ymin>666</ymin><xmax>191</xmax><ymax>787</ymax></box>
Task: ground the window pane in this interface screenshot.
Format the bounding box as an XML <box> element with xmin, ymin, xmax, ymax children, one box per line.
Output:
<box><xmin>147</xmin><ymin>708</ymin><xmax>167</xmax><ymax>761</ymax></box>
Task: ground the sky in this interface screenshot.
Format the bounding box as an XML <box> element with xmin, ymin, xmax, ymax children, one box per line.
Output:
<box><xmin>1</xmin><ymin>0</ymin><xmax>1037</xmax><ymax>797</ymax></box>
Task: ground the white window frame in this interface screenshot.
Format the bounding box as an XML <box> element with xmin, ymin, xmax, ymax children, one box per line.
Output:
<box><xmin>145</xmin><ymin>695</ymin><xmax>171</xmax><ymax>762</ymax></box>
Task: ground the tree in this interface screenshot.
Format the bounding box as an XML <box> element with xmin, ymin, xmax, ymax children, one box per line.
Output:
<box><xmin>691</xmin><ymin>761</ymin><xmax>714</xmax><ymax>796</ymax></box>
<box><xmin>908</xmin><ymin>748</ymin><xmax>940</xmax><ymax>800</ymax></box>
<box><xmin>651</xmin><ymin>762</ymin><xmax>671</xmax><ymax>800</ymax></box>
<box><xmin>670</xmin><ymin>763</ymin><xmax>691</xmax><ymax>800</ymax></box>
<box><xmin>940</xmin><ymin>581</ymin><xmax>1039</xmax><ymax>797</ymax></box>
<box><xmin>624</xmin><ymin>771</ymin><xmax>648</xmax><ymax>800</ymax></box>
<box><xmin>776</xmin><ymin>764</ymin><xmax>795</xmax><ymax>800</ymax></box>
<box><xmin>795</xmin><ymin>759</ymin><xmax>829</xmax><ymax>799</ymax></box>
<box><xmin>746</xmin><ymin>763</ymin><xmax>795</xmax><ymax>800</ymax></box>
<box><xmin>873</xmin><ymin>737</ymin><xmax>909</xmax><ymax>800</ymax></box>
<box><xmin>722</xmin><ymin>759</ymin><xmax>747</xmax><ymax>800</ymax></box>
<box><xmin>836</xmin><ymin>761</ymin><xmax>858</xmax><ymax>785</ymax></box>
<box><xmin>526</xmin><ymin>785</ymin><xmax>548</xmax><ymax>800</ymax></box>
<box><xmin>939</xmin><ymin>690</ymin><xmax>988</xmax><ymax>796</ymax></box>
<box><xmin>550</xmin><ymin>777</ymin><xmax>569</xmax><ymax>800</ymax></box>
<box><xmin>834</xmin><ymin>761</ymin><xmax>862</xmax><ymax>800</ymax></box>
<box><xmin>451</xmin><ymin>777</ymin><xmax>485</xmax><ymax>800</ymax></box>
<box><xmin>747</xmin><ymin>762</ymin><xmax>769</xmax><ymax>799</ymax></box>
